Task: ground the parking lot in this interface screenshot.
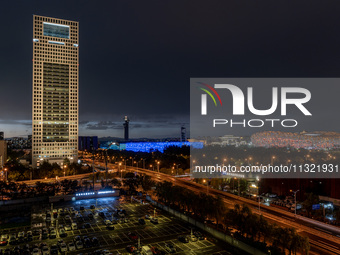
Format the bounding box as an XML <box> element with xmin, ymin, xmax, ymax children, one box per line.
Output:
<box><xmin>0</xmin><ymin>197</ymin><xmax>234</xmax><ymax>255</ymax></box>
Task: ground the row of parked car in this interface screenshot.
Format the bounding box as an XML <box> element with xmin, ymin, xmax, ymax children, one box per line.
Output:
<box><xmin>271</xmin><ymin>199</ymin><xmax>302</xmax><ymax>211</ymax></box>
<box><xmin>0</xmin><ymin>231</ymin><xmax>33</xmax><ymax>247</ymax></box>
<box><xmin>0</xmin><ymin>234</ymin><xmax>101</xmax><ymax>255</ymax></box>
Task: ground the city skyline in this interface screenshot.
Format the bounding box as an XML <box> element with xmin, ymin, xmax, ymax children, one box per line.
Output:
<box><xmin>2</xmin><ymin>1</ymin><xmax>340</xmax><ymax>139</ymax></box>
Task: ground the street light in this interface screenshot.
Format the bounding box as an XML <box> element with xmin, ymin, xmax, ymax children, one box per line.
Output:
<box><xmin>290</xmin><ymin>189</ymin><xmax>300</xmax><ymax>217</ymax></box>
<box><xmin>157</xmin><ymin>161</ymin><xmax>160</xmax><ymax>173</ymax></box>
<box><xmin>203</xmin><ymin>179</ymin><xmax>209</xmax><ymax>194</ymax></box>
<box><xmin>4</xmin><ymin>168</ymin><xmax>7</xmax><ymax>182</ymax></box>
<box><xmin>118</xmin><ymin>162</ymin><xmax>122</xmax><ymax>179</ymax></box>
<box><xmin>271</xmin><ymin>156</ymin><xmax>276</xmax><ymax>165</ymax></box>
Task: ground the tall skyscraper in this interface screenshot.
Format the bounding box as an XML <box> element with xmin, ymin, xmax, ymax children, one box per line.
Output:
<box><xmin>0</xmin><ymin>140</ymin><xmax>7</xmax><ymax>168</ymax></box>
<box><xmin>32</xmin><ymin>15</ymin><xmax>79</xmax><ymax>168</ymax></box>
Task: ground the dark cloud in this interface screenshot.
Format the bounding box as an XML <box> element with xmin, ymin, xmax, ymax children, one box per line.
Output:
<box><xmin>86</xmin><ymin>121</ymin><xmax>121</xmax><ymax>130</ymax></box>
<box><xmin>1</xmin><ymin>1</ymin><xmax>340</xmax><ymax>137</ymax></box>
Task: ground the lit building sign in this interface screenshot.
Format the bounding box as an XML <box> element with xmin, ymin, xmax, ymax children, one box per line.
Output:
<box><xmin>43</xmin><ymin>22</ymin><xmax>70</xmax><ymax>39</ymax></box>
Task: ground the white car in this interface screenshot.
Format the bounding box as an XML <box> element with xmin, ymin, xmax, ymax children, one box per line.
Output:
<box><xmin>75</xmin><ymin>241</ymin><xmax>83</xmax><ymax>249</ymax></box>
<box><xmin>64</xmin><ymin>225</ymin><xmax>71</xmax><ymax>231</ymax></box>
<box><xmin>49</xmin><ymin>230</ymin><xmax>57</xmax><ymax>239</ymax></box>
<box><xmin>189</xmin><ymin>234</ymin><xmax>198</xmax><ymax>242</ymax></box>
<box><xmin>59</xmin><ymin>228</ymin><xmax>67</xmax><ymax>237</ymax></box>
<box><xmin>1</xmin><ymin>234</ymin><xmax>8</xmax><ymax>239</ymax></box>
<box><xmin>71</xmin><ymin>223</ymin><xmax>78</xmax><ymax>230</ymax></box>
<box><xmin>18</xmin><ymin>231</ymin><xmax>25</xmax><ymax>238</ymax></box>
<box><xmin>104</xmin><ymin>219</ymin><xmax>112</xmax><ymax>225</ymax></box>
<box><xmin>68</xmin><ymin>242</ymin><xmax>75</xmax><ymax>251</ymax></box>
<box><xmin>60</xmin><ymin>243</ymin><xmax>67</xmax><ymax>252</ymax></box>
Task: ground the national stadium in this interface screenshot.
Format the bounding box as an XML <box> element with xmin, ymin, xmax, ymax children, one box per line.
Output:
<box><xmin>251</xmin><ymin>131</ymin><xmax>340</xmax><ymax>150</ymax></box>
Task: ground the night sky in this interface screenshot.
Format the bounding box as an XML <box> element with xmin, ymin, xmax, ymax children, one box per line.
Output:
<box><xmin>1</xmin><ymin>1</ymin><xmax>340</xmax><ymax>138</ymax></box>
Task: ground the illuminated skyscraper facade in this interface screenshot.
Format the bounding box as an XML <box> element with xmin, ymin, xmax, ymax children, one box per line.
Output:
<box><xmin>32</xmin><ymin>15</ymin><xmax>79</xmax><ymax>168</ymax></box>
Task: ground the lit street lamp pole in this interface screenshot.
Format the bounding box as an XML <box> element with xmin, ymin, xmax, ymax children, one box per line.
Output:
<box><xmin>118</xmin><ymin>162</ymin><xmax>122</xmax><ymax>179</ymax></box>
<box><xmin>203</xmin><ymin>179</ymin><xmax>209</xmax><ymax>194</ymax></box>
<box><xmin>291</xmin><ymin>189</ymin><xmax>300</xmax><ymax>217</ymax></box>
<box><xmin>271</xmin><ymin>156</ymin><xmax>276</xmax><ymax>165</ymax></box>
<box><xmin>4</xmin><ymin>168</ymin><xmax>7</xmax><ymax>182</ymax></box>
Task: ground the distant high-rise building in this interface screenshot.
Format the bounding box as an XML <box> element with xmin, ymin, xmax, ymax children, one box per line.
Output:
<box><xmin>0</xmin><ymin>132</ymin><xmax>4</xmax><ymax>140</ymax></box>
<box><xmin>0</xmin><ymin>140</ymin><xmax>7</xmax><ymax>168</ymax></box>
<box><xmin>181</xmin><ymin>126</ymin><xmax>186</xmax><ymax>142</ymax></box>
<box><xmin>78</xmin><ymin>136</ymin><xmax>98</xmax><ymax>151</ymax></box>
<box><xmin>32</xmin><ymin>15</ymin><xmax>79</xmax><ymax>168</ymax></box>
<box><xmin>123</xmin><ymin>116</ymin><xmax>129</xmax><ymax>141</ymax></box>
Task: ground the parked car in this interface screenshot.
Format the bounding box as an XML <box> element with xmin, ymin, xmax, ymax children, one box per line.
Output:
<box><xmin>49</xmin><ymin>230</ymin><xmax>57</xmax><ymax>239</ymax></box>
<box><xmin>126</xmin><ymin>245</ymin><xmax>137</xmax><ymax>253</ymax></box>
<box><xmin>26</xmin><ymin>231</ymin><xmax>33</xmax><ymax>242</ymax></box>
<box><xmin>150</xmin><ymin>217</ymin><xmax>158</xmax><ymax>224</ymax></box>
<box><xmin>0</xmin><ymin>234</ymin><xmax>8</xmax><ymax>246</ymax></box>
<box><xmin>64</xmin><ymin>225</ymin><xmax>71</xmax><ymax>231</ymax></box>
<box><xmin>178</xmin><ymin>236</ymin><xmax>189</xmax><ymax>243</ymax></box>
<box><xmin>75</xmin><ymin>241</ymin><xmax>83</xmax><ymax>250</ymax></box>
<box><xmin>59</xmin><ymin>242</ymin><xmax>67</xmax><ymax>252</ymax></box>
<box><xmin>41</xmin><ymin>245</ymin><xmax>49</xmax><ymax>255</ymax></box>
<box><xmin>8</xmin><ymin>234</ymin><xmax>16</xmax><ymax>245</ymax></box>
<box><xmin>41</xmin><ymin>229</ymin><xmax>48</xmax><ymax>240</ymax></box>
<box><xmin>32</xmin><ymin>248</ymin><xmax>40</xmax><ymax>255</ymax></box>
<box><xmin>92</xmin><ymin>237</ymin><xmax>99</xmax><ymax>247</ymax></box>
<box><xmin>17</xmin><ymin>231</ymin><xmax>25</xmax><ymax>243</ymax></box>
<box><xmin>68</xmin><ymin>242</ymin><xmax>75</xmax><ymax>251</ymax></box>
<box><xmin>84</xmin><ymin>223</ymin><xmax>91</xmax><ymax>229</ymax></box>
<box><xmin>151</xmin><ymin>246</ymin><xmax>165</xmax><ymax>255</ymax></box>
<box><xmin>32</xmin><ymin>229</ymin><xmax>41</xmax><ymax>236</ymax></box>
<box><xmin>50</xmin><ymin>244</ymin><xmax>58</xmax><ymax>255</ymax></box>
<box><xmin>73</xmin><ymin>236</ymin><xmax>81</xmax><ymax>243</ymax></box>
<box><xmin>107</xmin><ymin>224</ymin><xmax>115</xmax><ymax>230</ymax></box>
<box><xmin>164</xmin><ymin>243</ymin><xmax>176</xmax><ymax>253</ymax></box>
<box><xmin>83</xmin><ymin>238</ymin><xmax>92</xmax><ymax>248</ymax></box>
<box><xmin>189</xmin><ymin>234</ymin><xmax>198</xmax><ymax>242</ymax></box>
<box><xmin>127</xmin><ymin>232</ymin><xmax>138</xmax><ymax>241</ymax></box>
<box><xmin>193</xmin><ymin>231</ymin><xmax>204</xmax><ymax>240</ymax></box>
<box><xmin>59</xmin><ymin>228</ymin><xmax>67</xmax><ymax>237</ymax></box>
<box><xmin>138</xmin><ymin>218</ymin><xmax>146</xmax><ymax>225</ymax></box>
<box><xmin>71</xmin><ymin>223</ymin><xmax>78</xmax><ymax>230</ymax></box>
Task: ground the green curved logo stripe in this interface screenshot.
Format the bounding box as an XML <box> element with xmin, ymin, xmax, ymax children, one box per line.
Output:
<box><xmin>200</xmin><ymin>87</ymin><xmax>217</xmax><ymax>106</ymax></box>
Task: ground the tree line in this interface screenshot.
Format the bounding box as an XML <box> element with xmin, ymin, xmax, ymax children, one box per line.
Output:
<box><xmin>155</xmin><ymin>181</ymin><xmax>310</xmax><ymax>255</ymax></box>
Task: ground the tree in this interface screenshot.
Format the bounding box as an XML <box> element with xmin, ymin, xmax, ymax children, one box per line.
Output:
<box><xmin>212</xmin><ymin>195</ymin><xmax>225</xmax><ymax>225</ymax></box>
<box><xmin>111</xmin><ymin>178</ymin><xmax>122</xmax><ymax>188</ymax></box>
<box><xmin>122</xmin><ymin>172</ymin><xmax>139</xmax><ymax>194</ymax></box>
<box><xmin>63</xmin><ymin>158</ymin><xmax>70</xmax><ymax>166</ymax></box>
<box><xmin>139</xmin><ymin>175</ymin><xmax>155</xmax><ymax>193</ymax></box>
<box><xmin>303</xmin><ymin>193</ymin><xmax>319</xmax><ymax>217</ymax></box>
